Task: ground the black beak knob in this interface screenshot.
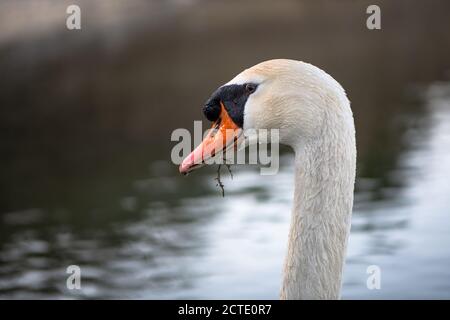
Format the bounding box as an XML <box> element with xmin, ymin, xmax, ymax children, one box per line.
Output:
<box><xmin>202</xmin><ymin>99</ymin><xmax>221</xmax><ymax>122</ymax></box>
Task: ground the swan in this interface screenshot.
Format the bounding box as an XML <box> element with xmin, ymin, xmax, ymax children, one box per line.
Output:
<box><xmin>179</xmin><ymin>59</ymin><xmax>356</xmax><ymax>300</ymax></box>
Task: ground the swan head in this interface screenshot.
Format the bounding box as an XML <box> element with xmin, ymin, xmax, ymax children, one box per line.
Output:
<box><xmin>179</xmin><ymin>59</ymin><xmax>351</xmax><ymax>174</ymax></box>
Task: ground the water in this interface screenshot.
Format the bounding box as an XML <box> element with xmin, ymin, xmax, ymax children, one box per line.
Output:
<box><xmin>345</xmin><ymin>83</ymin><xmax>450</xmax><ymax>299</ymax></box>
<box><xmin>1</xmin><ymin>82</ymin><xmax>450</xmax><ymax>299</ymax></box>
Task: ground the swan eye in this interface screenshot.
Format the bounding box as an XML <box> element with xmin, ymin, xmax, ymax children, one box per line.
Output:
<box><xmin>245</xmin><ymin>83</ymin><xmax>257</xmax><ymax>94</ymax></box>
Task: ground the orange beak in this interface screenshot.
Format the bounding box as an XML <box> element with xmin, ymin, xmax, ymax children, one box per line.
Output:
<box><xmin>179</xmin><ymin>102</ymin><xmax>241</xmax><ymax>174</ymax></box>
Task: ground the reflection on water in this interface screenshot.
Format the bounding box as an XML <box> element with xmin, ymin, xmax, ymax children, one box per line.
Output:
<box><xmin>1</xmin><ymin>82</ymin><xmax>450</xmax><ymax>299</ymax></box>
<box><xmin>346</xmin><ymin>83</ymin><xmax>450</xmax><ymax>299</ymax></box>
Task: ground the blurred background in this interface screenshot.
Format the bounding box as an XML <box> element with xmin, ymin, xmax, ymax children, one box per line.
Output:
<box><xmin>1</xmin><ymin>0</ymin><xmax>450</xmax><ymax>299</ymax></box>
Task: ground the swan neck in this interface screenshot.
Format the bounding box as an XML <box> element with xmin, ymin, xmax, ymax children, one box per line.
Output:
<box><xmin>280</xmin><ymin>126</ymin><xmax>356</xmax><ymax>299</ymax></box>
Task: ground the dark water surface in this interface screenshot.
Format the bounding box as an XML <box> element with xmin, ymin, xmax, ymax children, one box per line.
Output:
<box><xmin>1</xmin><ymin>0</ymin><xmax>450</xmax><ymax>299</ymax></box>
<box><xmin>1</xmin><ymin>83</ymin><xmax>450</xmax><ymax>299</ymax></box>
